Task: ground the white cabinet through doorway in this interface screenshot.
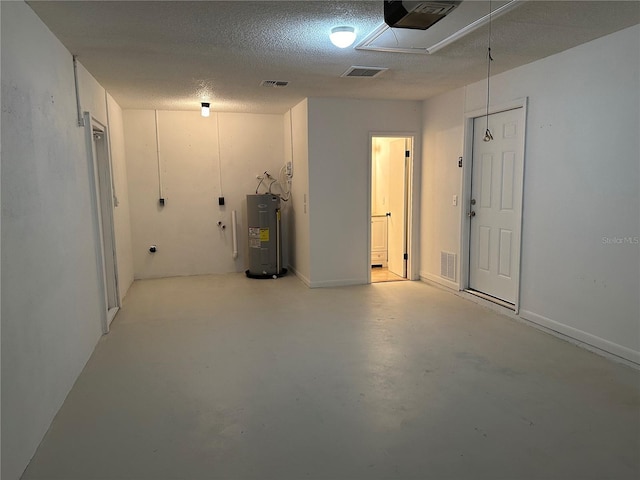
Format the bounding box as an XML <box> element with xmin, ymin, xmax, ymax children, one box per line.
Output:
<box><xmin>371</xmin><ymin>215</ymin><xmax>388</xmax><ymax>267</ymax></box>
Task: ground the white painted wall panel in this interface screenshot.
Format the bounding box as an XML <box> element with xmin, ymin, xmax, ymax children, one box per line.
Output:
<box><xmin>287</xmin><ymin>100</ymin><xmax>311</xmax><ymax>284</ymax></box>
<box><xmin>306</xmin><ymin>98</ymin><xmax>421</xmax><ymax>287</ymax></box>
<box><xmin>420</xmin><ymin>87</ymin><xmax>466</xmax><ymax>286</ymax></box>
<box><xmin>1</xmin><ymin>2</ymin><xmax>110</xmax><ymax>478</ymax></box>
<box><xmin>421</xmin><ymin>25</ymin><xmax>640</xmax><ymax>361</ymax></box>
<box><xmin>106</xmin><ymin>93</ymin><xmax>134</xmax><ymax>301</ymax></box>
<box><xmin>77</xmin><ymin>63</ymin><xmax>108</xmax><ymax>126</ymax></box>
<box><xmin>124</xmin><ymin>110</ymin><xmax>285</xmax><ymax>279</ymax></box>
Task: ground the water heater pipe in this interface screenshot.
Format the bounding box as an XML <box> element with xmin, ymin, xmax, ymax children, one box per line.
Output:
<box><xmin>231</xmin><ymin>210</ymin><xmax>238</xmax><ymax>259</ymax></box>
<box><xmin>276</xmin><ymin>208</ymin><xmax>281</xmax><ymax>274</ymax></box>
<box><xmin>154</xmin><ymin>110</ymin><xmax>165</xmax><ymax>202</ymax></box>
<box><xmin>72</xmin><ymin>55</ymin><xmax>84</xmax><ymax>127</ymax></box>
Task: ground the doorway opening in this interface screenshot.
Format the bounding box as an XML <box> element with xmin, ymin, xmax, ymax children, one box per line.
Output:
<box><xmin>85</xmin><ymin>114</ymin><xmax>120</xmax><ymax>332</ymax></box>
<box><xmin>369</xmin><ymin>135</ymin><xmax>413</xmax><ymax>284</ymax></box>
<box><xmin>461</xmin><ymin>100</ymin><xmax>526</xmax><ymax>311</ymax></box>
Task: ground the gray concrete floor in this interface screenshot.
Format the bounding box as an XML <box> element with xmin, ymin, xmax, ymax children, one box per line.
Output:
<box><xmin>22</xmin><ymin>274</ymin><xmax>640</xmax><ymax>480</ymax></box>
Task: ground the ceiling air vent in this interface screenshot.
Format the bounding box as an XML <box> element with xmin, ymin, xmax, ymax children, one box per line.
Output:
<box><xmin>260</xmin><ymin>80</ymin><xmax>289</xmax><ymax>87</ymax></box>
<box><xmin>341</xmin><ymin>66</ymin><xmax>388</xmax><ymax>78</ymax></box>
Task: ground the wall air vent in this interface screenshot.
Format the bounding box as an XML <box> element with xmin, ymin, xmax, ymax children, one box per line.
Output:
<box><xmin>341</xmin><ymin>66</ymin><xmax>388</xmax><ymax>78</ymax></box>
<box><xmin>384</xmin><ymin>1</ymin><xmax>462</xmax><ymax>30</ymax></box>
<box><xmin>440</xmin><ymin>251</ymin><xmax>456</xmax><ymax>281</ymax></box>
<box><xmin>260</xmin><ymin>80</ymin><xmax>289</xmax><ymax>87</ymax></box>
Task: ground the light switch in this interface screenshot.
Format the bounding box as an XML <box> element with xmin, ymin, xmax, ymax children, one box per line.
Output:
<box><xmin>452</xmin><ymin>195</ymin><xmax>458</xmax><ymax>206</ymax></box>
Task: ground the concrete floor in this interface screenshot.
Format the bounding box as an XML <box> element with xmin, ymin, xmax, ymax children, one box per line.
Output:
<box><xmin>371</xmin><ymin>267</ymin><xmax>408</xmax><ymax>283</ymax></box>
<box><xmin>22</xmin><ymin>274</ymin><xmax>640</xmax><ymax>480</ymax></box>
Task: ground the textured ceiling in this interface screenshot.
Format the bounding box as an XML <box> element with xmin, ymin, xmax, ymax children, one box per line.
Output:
<box><xmin>27</xmin><ymin>1</ymin><xmax>640</xmax><ymax>114</ymax></box>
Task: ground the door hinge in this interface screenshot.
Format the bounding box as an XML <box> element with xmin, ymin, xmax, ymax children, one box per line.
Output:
<box><xmin>403</xmin><ymin>253</ymin><xmax>408</xmax><ymax>260</ymax></box>
<box><xmin>405</xmin><ymin>150</ymin><xmax>410</xmax><ymax>158</ymax></box>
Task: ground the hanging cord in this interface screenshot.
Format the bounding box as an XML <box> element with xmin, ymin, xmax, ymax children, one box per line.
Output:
<box><xmin>255</xmin><ymin>171</ymin><xmax>271</xmax><ymax>194</ymax></box>
<box><xmin>267</xmin><ymin>164</ymin><xmax>291</xmax><ymax>201</ymax></box>
<box><xmin>288</xmin><ymin>108</ymin><xmax>294</xmax><ymax>179</ymax></box>
<box><xmin>255</xmin><ymin>173</ymin><xmax>266</xmax><ymax>194</ymax></box>
<box><xmin>267</xmin><ymin>177</ymin><xmax>278</xmax><ymax>194</ymax></box>
<box><xmin>278</xmin><ymin>164</ymin><xmax>291</xmax><ymax>201</ymax></box>
<box><xmin>254</xmin><ymin>168</ymin><xmax>291</xmax><ymax>200</ymax></box>
<box><xmin>483</xmin><ymin>1</ymin><xmax>494</xmax><ymax>142</ymax></box>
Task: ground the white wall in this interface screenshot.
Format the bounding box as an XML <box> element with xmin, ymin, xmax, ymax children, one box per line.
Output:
<box><xmin>286</xmin><ymin>100</ymin><xmax>311</xmax><ymax>284</ymax></box>
<box><xmin>124</xmin><ymin>110</ymin><xmax>285</xmax><ymax>279</ymax></box>
<box><xmin>306</xmin><ymin>98</ymin><xmax>422</xmax><ymax>287</ymax></box>
<box><xmin>77</xmin><ymin>63</ymin><xmax>134</xmax><ymax>303</ymax></box>
<box><xmin>106</xmin><ymin>93</ymin><xmax>135</xmax><ymax>301</ymax></box>
<box><xmin>1</xmin><ymin>2</ymin><xmax>132</xmax><ymax>479</ymax></box>
<box><xmin>420</xmin><ymin>25</ymin><xmax>640</xmax><ymax>363</ymax></box>
<box><xmin>420</xmin><ymin>87</ymin><xmax>465</xmax><ymax>289</ymax></box>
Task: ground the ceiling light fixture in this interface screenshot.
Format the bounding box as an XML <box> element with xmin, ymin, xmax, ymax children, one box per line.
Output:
<box><xmin>330</xmin><ymin>26</ymin><xmax>356</xmax><ymax>48</ymax></box>
<box><xmin>201</xmin><ymin>102</ymin><xmax>210</xmax><ymax>117</ymax></box>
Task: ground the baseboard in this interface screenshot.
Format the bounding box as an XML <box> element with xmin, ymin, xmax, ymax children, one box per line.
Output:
<box><xmin>417</xmin><ymin>273</ymin><xmax>639</xmax><ymax>367</ymax></box>
<box><xmin>420</xmin><ymin>272</ymin><xmax>460</xmax><ymax>291</ymax></box>
<box><xmin>309</xmin><ymin>278</ymin><xmax>365</xmax><ymax>288</ymax></box>
<box><xmin>288</xmin><ymin>266</ymin><xmax>311</xmax><ymax>287</ymax></box>
<box><xmin>519</xmin><ymin>309</ymin><xmax>640</xmax><ymax>367</ymax></box>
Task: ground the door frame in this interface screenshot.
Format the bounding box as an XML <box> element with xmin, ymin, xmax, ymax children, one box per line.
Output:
<box><xmin>459</xmin><ymin>97</ymin><xmax>527</xmax><ymax>313</ymax></box>
<box><xmin>367</xmin><ymin>132</ymin><xmax>419</xmax><ymax>283</ymax></box>
<box><xmin>84</xmin><ymin>112</ymin><xmax>120</xmax><ymax>333</ymax></box>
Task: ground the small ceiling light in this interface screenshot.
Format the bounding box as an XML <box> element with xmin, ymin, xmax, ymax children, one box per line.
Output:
<box><xmin>330</xmin><ymin>26</ymin><xmax>356</xmax><ymax>48</ymax></box>
<box><xmin>201</xmin><ymin>102</ymin><xmax>210</xmax><ymax>117</ymax></box>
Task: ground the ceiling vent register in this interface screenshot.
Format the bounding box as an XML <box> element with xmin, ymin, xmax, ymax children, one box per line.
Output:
<box><xmin>341</xmin><ymin>66</ymin><xmax>389</xmax><ymax>78</ymax></box>
<box><xmin>260</xmin><ymin>80</ymin><xmax>289</xmax><ymax>87</ymax></box>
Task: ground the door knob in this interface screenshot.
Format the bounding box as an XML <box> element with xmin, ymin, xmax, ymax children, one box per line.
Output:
<box><xmin>468</xmin><ymin>211</ymin><xmax>476</xmax><ymax>217</ymax></box>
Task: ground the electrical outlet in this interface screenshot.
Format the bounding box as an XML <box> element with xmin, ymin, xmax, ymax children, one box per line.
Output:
<box><xmin>286</xmin><ymin>161</ymin><xmax>293</xmax><ymax>177</ymax></box>
<box><xmin>452</xmin><ymin>195</ymin><xmax>458</xmax><ymax>206</ymax></box>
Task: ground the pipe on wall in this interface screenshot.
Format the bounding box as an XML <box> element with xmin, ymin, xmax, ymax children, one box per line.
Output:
<box><xmin>231</xmin><ymin>210</ymin><xmax>238</xmax><ymax>259</ymax></box>
<box><xmin>72</xmin><ymin>55</ymin><xmax>84</xmax><ymax>126</ymax></box>
<box><xmin>154</xmin><ymin>110</ymin><xmax>165</xmax><ymax>204</ymax></box>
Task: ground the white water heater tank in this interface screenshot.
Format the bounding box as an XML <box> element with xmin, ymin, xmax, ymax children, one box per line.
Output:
<box><xmin>246</xmin><ymin>194</ymin><xmax>284</xmax><ymax>277</ymax></box>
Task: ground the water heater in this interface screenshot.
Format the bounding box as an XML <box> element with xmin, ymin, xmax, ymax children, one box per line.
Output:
<box><xmin>246</xmin><ymin>194</ymin><xmax>285</xmax><ymax>278</ymax></box>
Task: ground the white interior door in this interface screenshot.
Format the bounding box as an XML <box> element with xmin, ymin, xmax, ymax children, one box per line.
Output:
<box><xmin>387</xmin><ymin>139</ymin><xmax>407</xmax><ymax>278</ymax></box>
<box><xmin>469</xmin><ymin>108</ymin><xmax>524</xmax><ymax>304</ymax></box>
<box><xmin>91</xmin><ymin>125</ymin><xmax>120</xmax><ymax>329</ymax></box>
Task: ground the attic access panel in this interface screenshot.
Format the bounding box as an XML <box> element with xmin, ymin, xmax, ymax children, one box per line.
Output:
<box><xmin>384</xmin><ymin>1</ymin><xmax>462</xmax><ymax>30</ymax></box>
<box><xmin>357</xmin><ymin>0</ymin><xmax>519</xmax><ymax>54</ymax></box>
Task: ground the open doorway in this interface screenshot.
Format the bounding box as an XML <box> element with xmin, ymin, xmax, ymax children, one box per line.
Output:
<box><xmin>85</xmin><ymin>114</ymin><xmax>120</xmax><ymax>332</ymax></box>
<box><xmin>370</xmin><ymin>135</ymin><xmax>412</xmax><ymax>283</ymax></box>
